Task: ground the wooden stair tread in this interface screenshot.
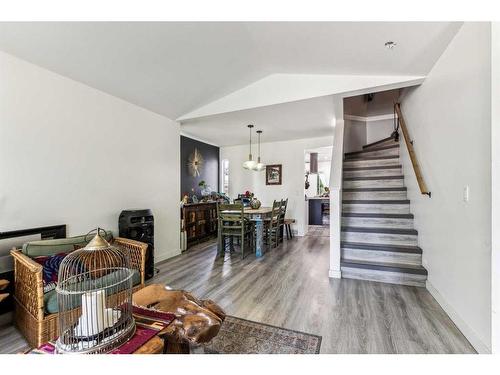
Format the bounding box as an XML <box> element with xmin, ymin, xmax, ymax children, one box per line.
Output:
<box><xmin>342</xmin><ymin>200</ymin><xmax>410</xmax><ymax>204</ymax></box>
<box><xmin>342</xmin><ymin>212</ymin><xmax>413</xmax><ymax>219</ymax></box>
<box><xmin>343</xmin><ymin>165</ymin><xmax>401</xmax><ymax>171</ymax></box>
<box><xmin>343</xmin><ymin>175</ymin><xmax>404</xmax><ymax>181</ymax></box>
<box><xmin>341</xmin><ymin>241</ymin><xmax>422</xmax><ymax>254</ymax></box>
<box><xmin>343</xmin><ymin>187</ymin><xmax>407</xmax><ymax>192</ymax></box>
<box><xmin>0</xmin><ymin>293</ymin><xmax>9</xmax><ymax>303</ymax></box>
<box><xmin>362</xmin><ymin>136</ymin><xmax>397</xmax><ymax>150</ymax></box>
<box><xmin>344</xmin><ymin>155</ymin><xmax>399</xmax><ymax>162</ymax></box>
<box><xmin>341</xmin><ymin>226</ymin><xmax>417</xmax><ymax>235</ymax></box>
<box><xmin>340</xmin><ymin>259</ymin><xmax>427</xmax><ymax>275</ymax></box>
<box><xmin>345</xmin><ymin>144</ymin><xmax>399</xmax><ymax>157</ymax></box>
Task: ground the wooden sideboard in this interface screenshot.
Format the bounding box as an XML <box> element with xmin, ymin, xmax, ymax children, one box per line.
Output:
<box><xmin>181</xmin><ymin>202</ymin><xmax>217</xmax><ymax>250</ymax></box>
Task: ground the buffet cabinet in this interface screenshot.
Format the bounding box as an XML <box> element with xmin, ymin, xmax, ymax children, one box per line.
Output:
<box><xmin>181</xmin><ymin>202</ymin><xmax>218</xmax><ymax>250</ymax></box>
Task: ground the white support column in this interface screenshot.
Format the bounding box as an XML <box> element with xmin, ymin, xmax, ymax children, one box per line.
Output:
<box><xmin>329</xmin><ymin>97</ymin><xmax>344</xmax><ymax>278</ymax></box>
<box><xmin>492</xmin><ymin>22</ymin><xmax>500</xmax><ymax>354</ymax></box>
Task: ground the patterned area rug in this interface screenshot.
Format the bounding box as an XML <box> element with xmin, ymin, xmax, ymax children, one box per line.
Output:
<box><xmin>200</xmin><ymin>316</ymin><xmax>321</xmax><ymax>354</ymax></box>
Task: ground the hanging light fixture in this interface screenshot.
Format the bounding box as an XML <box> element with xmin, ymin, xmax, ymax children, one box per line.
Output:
<box><xmin>242</xmin><ymin>124</ymin><xmax>257</xmax><ymax>170</ymax></box>
<box><xmin>253</xmin><ymin>130</ymin><xmax>265</xmax><ymax>171</ymax></box>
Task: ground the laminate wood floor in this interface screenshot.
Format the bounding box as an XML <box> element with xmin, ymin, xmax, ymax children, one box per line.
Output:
<box><xmin>0</xmin><ymin>233</ymin><xmax>475</xmax><ymax>354</ymax></box>
<box><xmin>306</xmin><ymin>225</ymin><xmax>330</xmax><ymax>237</ymax></box>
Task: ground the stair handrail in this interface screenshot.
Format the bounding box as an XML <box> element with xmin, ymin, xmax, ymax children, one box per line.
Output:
<box><xmin>394</xmin><ymin>102</ymin><xmax>431</xmax><ymax>198</ymax></box>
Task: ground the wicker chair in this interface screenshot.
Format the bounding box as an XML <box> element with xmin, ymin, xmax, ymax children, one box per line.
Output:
<box><xmin>10</xmin><ymin>237</ymin><xmax>147</xmax><ymax>348</ymax></box>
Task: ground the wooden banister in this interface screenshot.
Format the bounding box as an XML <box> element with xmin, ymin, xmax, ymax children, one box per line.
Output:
<box><xmin>394</xmin><ymin>103</ymin><xmax>431</xmax><ymax>197</ymax></box>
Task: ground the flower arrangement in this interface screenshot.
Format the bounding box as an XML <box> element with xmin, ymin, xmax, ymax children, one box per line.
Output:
<box><xmin>198</xmin><ymin>180</ymin><xmax>212</xmax><ymax>197</ymax></box>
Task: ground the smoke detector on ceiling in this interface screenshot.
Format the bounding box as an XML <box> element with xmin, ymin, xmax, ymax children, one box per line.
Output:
<box><xmin>385</xmin><ymin>41</ymin><xmax>397</xmax><ymax>50</ymax></box>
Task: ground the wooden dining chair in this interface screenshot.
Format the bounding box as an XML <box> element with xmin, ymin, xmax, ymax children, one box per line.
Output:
<box><xmin>217</xmin><ymin>203</ymin><xmax>254</xmax><ymax>259</ymax></box>
<box><xmin>278</xmin><ymin>198</ymin><xmax>288</xmax><ymax>243</ymax></box>
<box><xmin>264</xmin><ymin>200</ymin><xmax>282</xmax><ymax>250</ymax></box>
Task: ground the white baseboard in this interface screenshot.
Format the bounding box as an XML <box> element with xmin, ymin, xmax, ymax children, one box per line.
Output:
<box><xmin>329</xmin><ymin>269</ymin><xmax>342</xmax><ymax>279</ymax></box>
<box><xmin>426</xmin><ymin>280</ymin><xmax>491</xmax><ymax>354</ymax></box>
<box><xmin>155</xmin><ymin>249</ymin><xmax>181</xmax><ymax>264</ymax></box>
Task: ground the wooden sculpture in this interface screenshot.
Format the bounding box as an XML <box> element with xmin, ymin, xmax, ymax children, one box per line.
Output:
<box><xmin>132</xmin><ymin>284</ymin><xmax>226</xmax><ymax>353</ymax></box>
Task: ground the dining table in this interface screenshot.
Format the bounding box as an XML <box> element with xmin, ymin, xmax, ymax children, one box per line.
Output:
<box><xmin>220</xmin><ymin>206</ymin><xmax>273</xmax><ymax>257</ymax></box>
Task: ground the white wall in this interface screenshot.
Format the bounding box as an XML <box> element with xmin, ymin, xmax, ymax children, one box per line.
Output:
<box><xmin>491</xmin><ymin>22</ymin><xmax>500</xmax><ymax>354</ymax></box>
<box><xmin>366</xmin><ymin>118</ymin><xmax>395</xmax><ymax>144</ymax></box>
<box><xmin>400</xmin><ymin>23</ymin><xmax>491</xmax><ymax>353</ymax></box>
<box><xmin>329</xmin><ymin>95</ymin><xmax>344</xmax><ymax>279</ymax></box>
<box><xmin>220</xmin><ymin>136</ymin><xmax>333</xmax><ymax>236</ymax></box>
<box><xmin>0</xmin><ymin>51</ymin><xmax>181</xmax><ymax>262</ymax></box>
<box><xmin>343</xmin><ymin>119</ymin><xmax>366</xmax><ymax>153</ymax></box>
<box><xmin>344</xmin><ymin>90</ymin><xmax>398</xmax><ymax>147</ymax></box>
<box><xmin>343</xmin><ymin>117</ymin><xmax>395</xmax><ymax>148</ymax></box>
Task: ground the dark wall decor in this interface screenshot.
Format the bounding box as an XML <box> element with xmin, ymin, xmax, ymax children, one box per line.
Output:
<box><xmin>187</xmin><ymin>148</ymin><xmax>204</xmax><ymax>177</ymax></box>
<box><xmin>181</xmin><ymin>136</ymin><xmax>220</xmax><ymax>198</ymax></box>
<box><xmin>266</xmin><ymin>164</ymin><xmax>282</xmax><ymax>185</ymax></box>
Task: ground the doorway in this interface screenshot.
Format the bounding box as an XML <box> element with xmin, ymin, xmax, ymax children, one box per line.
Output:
<box><xmin>304</xmin><ymin>146</ymin><xmax>332</xmax><ymax>237</ymax></box>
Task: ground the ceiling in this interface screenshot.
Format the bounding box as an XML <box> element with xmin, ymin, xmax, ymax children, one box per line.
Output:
<box><xmin>0</xmin><ymin>22</ymin><xmax>462</xmax><ymax>120</ymax></box>
<box><xmin>177</xmin><ymin>73</ymin><xmax>424</xmax><ymax>120</ymax></box>
<box><xmin>181</xmin><ymin>95</ymin><xmax>335</xmax><ymax>147</ymax></box>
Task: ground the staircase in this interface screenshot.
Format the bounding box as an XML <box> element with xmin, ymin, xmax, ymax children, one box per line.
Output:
<box><xmin>340</xmin><ymin>136</ymin><xmax>428</xmax><ymax>287</ymax></box>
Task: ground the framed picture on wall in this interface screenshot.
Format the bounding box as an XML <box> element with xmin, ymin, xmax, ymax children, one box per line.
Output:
<box><xmin>266</xmin><ymin>164</ymin><xmax>282</xmax><ymax>185</ymax></box>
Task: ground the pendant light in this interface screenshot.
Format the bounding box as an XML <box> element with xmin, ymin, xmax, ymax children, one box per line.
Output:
<box><xmin>243</xmin><ymin>124</ymin><xmax>257</xmax><ymax>170</ymax></box>
<box><xmin>253</xmin><ymin>130</ymin><xmax>265</xmax><ymax>171</ymax></box>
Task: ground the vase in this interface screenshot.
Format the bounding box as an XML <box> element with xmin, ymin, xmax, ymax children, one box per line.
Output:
<box><xmin>250</xmin><ymin>198</ymin><xmax>261</xmax><ymax>209</ymax></box>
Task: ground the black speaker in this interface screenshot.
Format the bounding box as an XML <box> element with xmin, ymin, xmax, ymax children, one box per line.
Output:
<box><xmin>119</xmin><ymin>209</ymin><xmax>155</xmax><ymax>280</ymax></box>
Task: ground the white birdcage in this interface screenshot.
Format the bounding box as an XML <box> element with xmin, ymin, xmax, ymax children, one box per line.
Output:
<box><xmin>55</xmin><ymin>228</ymin><xmax>135</xmax><ymax>354</ymax></box>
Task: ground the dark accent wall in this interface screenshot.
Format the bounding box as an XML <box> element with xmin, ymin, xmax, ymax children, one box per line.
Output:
<box><xmin>180</xmin><ymin>136</ymin><xmax>219</xmax><ymax>198</ymax></box>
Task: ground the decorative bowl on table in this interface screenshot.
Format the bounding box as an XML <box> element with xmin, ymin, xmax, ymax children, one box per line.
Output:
<box><xmin>250</xmin><ymin>198</ymin><xmax>261</xmax><ymax>209</ymax></box>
